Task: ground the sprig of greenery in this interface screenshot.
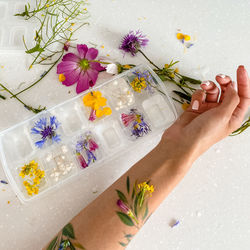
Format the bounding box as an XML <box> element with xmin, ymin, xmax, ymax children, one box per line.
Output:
<box><xmin>16</xmin><ymin>0</ymin><xmax>89</xmax><ymax>68</ymax></box>
<box><xmin>0</xmin><ymin>83</ymin><xmax>45</xmax><ymax>113</ymax></box>
<box><xmin>231</xmin><ymin>117</ymin><xmax>250</xmax><ymax>136</ymax></box>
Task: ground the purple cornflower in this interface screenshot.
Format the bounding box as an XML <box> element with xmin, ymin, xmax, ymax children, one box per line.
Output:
<box><xmin>31</xmin><ymin>116</ymin><xmax>61</xmax><ymax>148</ymax></box>
<box><xmin>119</xmin><ymin>30</ymin><xmax>149</xmax><ymax>56</ymax></box>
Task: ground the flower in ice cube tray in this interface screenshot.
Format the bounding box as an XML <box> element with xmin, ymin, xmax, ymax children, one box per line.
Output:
<box><xmin>121</xmin><ymin>109</ymin><xmax>151</xmax><ymax>138</ymax></box>
<box><xmin>130</xmin><ymin>70</ymin><xmax>154</xmax><ymax>93</ymax></box>
<box><xmin>119</xmin><ymin>30</ymin><xmax>149</xmax><ymax>56</ymax></box>
<box><xmin>75</xmin><ymin>134</ymin><xmax>99</xmax><ymax>168</ymax></box>
<box><xmin>83</xmin><ymin>91</ymin><xmax>112</xmax><ymax>121</ymax></box>
<box><xmin>19</xmin><ymin>160</ymin><xmax>45</xmax><ymax>196</ymax></box>
<box><xmin>31</xmin><ymin>116</ymin><xmax>61</xmax><ymax>148</ymax></box>
<box><xmin>57</xmin><ymin>44</ymin><xmax>105</xmax><ymax>94</ymax></box>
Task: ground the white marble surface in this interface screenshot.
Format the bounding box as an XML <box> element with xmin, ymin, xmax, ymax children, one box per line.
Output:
<box><xmin>0</xmin><ymin>0</ymin><xmax>250</xmax><ymax>249</ymax></box>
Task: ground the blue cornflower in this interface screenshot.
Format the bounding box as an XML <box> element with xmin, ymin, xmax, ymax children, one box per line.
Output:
<box><xmin>31</xmin><ymin>116</ymin><xmax>61</xmax><ymax>148</ymax></box>
<box><xmin>119</xmin><ymin>30</ymin><xmax>149</xmax><ymax>56</ymax></box>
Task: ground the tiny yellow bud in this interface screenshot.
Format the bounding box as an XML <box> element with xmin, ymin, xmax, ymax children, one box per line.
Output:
<box><xmin>174</xmin><ymin>68</ymin><xmax>179</xmax><ymax>73</ymax></box>
<box><xmin>164</xmin><ymin>64</ymin><xmax>169</xmax><ymax>69</ymax></box>
<box><xmin>176</xmin><ymin>33</ymin><xmax>184</xmax><ymax>40</ymax></box>
<box><xmin>59</xmin><ymin>74</ymin><xmax>66</xmax><ymax>82</ymax></box>
<box><xmin>46</xmin><ymin>4</ymin><xmax>49</xmax><ymax>8</ymax></box>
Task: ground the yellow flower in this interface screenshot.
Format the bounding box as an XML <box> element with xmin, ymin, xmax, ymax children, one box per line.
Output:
<box><xmin>59</xmin><ymin>74</ymin><xmax>66</xmax><ymax>82</ymax></box>
<box><xmin>130</xmin><ymin>77</ymin><xmax>147</xmax><ymax>93</ymax></box>
<box><xmin>123</xmin><ymin>64</ymin><xmax>132</xmax><ymax>69</ymax></box>
<box><xmin>164</xmin><ymin>64</ymin><xmax>169</xmax><ymax>69</ymax></box>
<box><xmin>176</xmin><ymin>33</ymin><xmax>184</xmax><ymax>40</ymax></box>
<box><xmin>138</xmin><ymin>182</ymin><xmax>154</xmax><ymax>194</ymax></box>
<box><xmin>174</xmin><ymin>68</ymin><xmax>179</xmax><ymax>73</ymax></box>
<box><xmin>96</xmin><ymin>107</ymin><xmax>112</xmax><ymax>118</ymax></box>
<box><xmin>83</xmin><ymin>91</ymin><xmax>107</xmax><ymax>110</ymax></box>
<box><xmin>184</xmin><ymin>34</ymin><xmax>191</xmax><ymax>41</ymax></box>
<box><xmin>182</xmin><ymin>102</ymin><xmax>190</xmax><ymax>110</ymax></box>
<box><xmin>170</xmin><ymin>73</ymin><xmax>175</xmax><ymax>78</ymax></box>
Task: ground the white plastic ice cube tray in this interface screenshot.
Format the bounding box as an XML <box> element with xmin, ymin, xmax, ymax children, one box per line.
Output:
<box><xmin>0</xmin><ymin>65</ymin><xmax>177</xmax><ymax>203</ymax></box>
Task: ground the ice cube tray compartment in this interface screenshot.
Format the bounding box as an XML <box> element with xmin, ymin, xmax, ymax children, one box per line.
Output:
<box><xmin>0</xmin><ymin>64</ymin><xmax>177</xmax><ymax>203</ymax></box>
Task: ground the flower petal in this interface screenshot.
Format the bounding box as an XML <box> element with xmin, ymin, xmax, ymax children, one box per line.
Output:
<box><xmin>62</xmin><ymin>68</ymin><xmax>81</xmax><ymax>86</ymax></box>
<box><xmin>86</xmin><ymin>68</ymin><xmax>99</xmax><ymax>86</ymax></box>
<box><xmin>57</xmin><ymin>61</ymin><xmax>78</xmax><ymax>74</ymax></box>
<box><xmin>76</xmin><ymin>72</ymin><xmax>90</xmax><ymax>94</ymax></box>
<box><xmin>85</xmin><ymin>48</ymin><xmax>98</xmax><ymax>60</ymax></box>
<box><xmin>62</xmin><ymin>53</ymin><xmax>80</xmax><ymax>63</ymax></box>
<box><xmin>77</xmin><ymin>44</ymin><xmax>88</xmax><ymax>59</ymax></box>
<box><xmin>89</xmin><ymin>62</ymin><xmax>105</xmax><ymax>72</ymax></box>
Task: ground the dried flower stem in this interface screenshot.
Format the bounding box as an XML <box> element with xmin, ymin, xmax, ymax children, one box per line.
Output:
<box><xmin>138</xmin><ymin>50</ymin><xmax>161</xmax><ymax>70</ymax></box>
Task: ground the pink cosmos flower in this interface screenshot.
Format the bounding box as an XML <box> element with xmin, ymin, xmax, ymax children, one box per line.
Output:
<box><xmin>57</xmin><ymin>44</ymin><xmax>105</xmax><ymax>94</ymax></box>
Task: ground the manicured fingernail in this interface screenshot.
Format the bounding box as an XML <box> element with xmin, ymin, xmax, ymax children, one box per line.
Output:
<box><xmin>201</xmin><ymin>80</ymin><xmax>211</xmax><ymax>86</ymax></box>
<box><xmin>192</xmin><ymin>100</ymin><xmax>199</xmax><ymax>110</ymax></box>
<box><xmin>217</xmin><ymin>74</ymin><xmax>226</xmax><ymax>78</ymax></box>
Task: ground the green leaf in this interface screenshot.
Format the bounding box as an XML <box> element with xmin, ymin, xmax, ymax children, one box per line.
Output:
<box><xmin>116</xmin><ymin>212</ymin><xmax>134</xmax><ymax>226</ymax></box>
<box><xmin>125</xmin><ymin>234</ymin><xmax>133</xmax><ymax>239</ymax></box>
<box><xmin>173</xmin><ymin>90</ymin><xmax>191</xmax><ymax>102</ymax></box>
<box><xmin>134</xmin><ymin>194</ymin><xmax>139</xmax><ymax>217</ymax></box>
<box><xmin>62</xmin><ymin>223</ymin><xmax>75</xmax><ymax>239</ymax></box>
<box><xmin>119</xmin><ymin>242</ymin><xmax>127</xmax><ymax>247</ymax></box>
<box><xmin>68</xmin><ymin>240</ymin><xmax>76</xmax><ymax>250</ymax></box>
<box><xmin>116</xmin><ymin>190</ymin><xmax>128</xmax><ymax>204</ymax></box>
<box><xmin>126</xmin><ymin>176</ymin><xmax>130</xmax><ymax>194</ymax></box>
<box><xmin>142</xmin><ymin>203</ymin><xmax>149</xmax><ymax>221</ymax></box>
<box><xmin>25</xmin><ymin>44</ymin><xmax>44</xmax><ymax>54</ymax></box>
<box><xmin>180</xmin><ymin>75</ymin><xmax>201</xmax><ymax>85</ymax></box>
<box><xmin>0</xmin><ymin>94</ymin><xmax>6</xmax><ymax>100</ymax></box>
<box><xmin>46</xmin><ymin>236</ymin><xmax>58</xmax><ymax>250</ymax></box>
<box><xmin>73</xmin><ymin>242</ymin><xmax>86</xmax><ymax>250</ymax></box>
<box><xmin>132</xmin><ymin>180</ymin><xmax>137</xmax><ymax>200</ymax></box>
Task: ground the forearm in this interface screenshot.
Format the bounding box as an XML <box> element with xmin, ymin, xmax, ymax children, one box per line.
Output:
<box><xmin>44</xmin><ymin>138</ymin><xmax>195</xmax><ymax>250</ymax></box>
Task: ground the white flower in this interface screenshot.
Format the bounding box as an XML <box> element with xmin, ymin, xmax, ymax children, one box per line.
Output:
<box><xmin>106</xmin><ymin>63</ymin><xmax>118</xmax><ymax>75</ymax></box>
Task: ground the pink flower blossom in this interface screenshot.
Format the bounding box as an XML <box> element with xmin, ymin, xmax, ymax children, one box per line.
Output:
<box><xmin>88</xmin><ymin>139</ymin><xmax>99</xmax><ymax>151</ymax></box>
<box><xmin>57</xmin><ymin>44</ymin><xmax>105</xmax><ymax>94</ymax></box>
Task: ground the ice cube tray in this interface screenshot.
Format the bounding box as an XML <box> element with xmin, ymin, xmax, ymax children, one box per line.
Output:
<box><xmin>0</xmin><ymin>65</ymin><xmax>177</xmax><ymax>203</ymax></box>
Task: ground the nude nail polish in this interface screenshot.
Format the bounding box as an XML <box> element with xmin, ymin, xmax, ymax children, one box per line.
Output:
<box><xmin>192</xmin><ymin>100</ymin><xmax>199</xmax><ymax>110</ymax></box>
<box><xmin>217</xmin><ymin>74</ymin><xmax>226</xmax><ymax>78</ymax></box>
<box><xmin>201</xmin><ymin>80</ymin><xmax>210</xmax><ymax>86</ymax></box>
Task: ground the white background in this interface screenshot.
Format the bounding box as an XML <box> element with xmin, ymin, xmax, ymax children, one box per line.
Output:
<box><xmin>0</xmin><ymin>0</ymin><xmax>250</xmax><ymax>249</ymax></box>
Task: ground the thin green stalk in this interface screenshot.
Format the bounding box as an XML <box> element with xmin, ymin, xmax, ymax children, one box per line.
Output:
<box><xmin>0</xmin><ymin>83</ymin><xmax>45</xmax><ymax>113</ymax></box>
<box><xmin>11</xmin><ymin>51</ymin><xmax>64</xmax><ymax>98</ymax></box>
<box><xmin>138</xmin><ymin>50</ymin><xmax>161</xmax><ymax>70</ymax></box>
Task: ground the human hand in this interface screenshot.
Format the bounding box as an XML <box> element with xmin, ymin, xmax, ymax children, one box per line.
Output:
<box><xmin>162</xmin><ymin>65</ymin><xmax>250</xmax><ymax>164</ymax></box>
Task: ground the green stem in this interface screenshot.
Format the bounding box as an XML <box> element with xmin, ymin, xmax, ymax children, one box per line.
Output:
<box><xmin>138</xmin><ymin>50</ymin><xmax>161</xmax><ymax>70</ymax></box>
<box><xmin>11</xmin><ymin>51</ymin><xmax>64</xmax><ymax>98</ymax></box>
<box><xmin>0</xmin><ymin>83</ymin><xmax>45</xmax><ymax>113</ymax></box>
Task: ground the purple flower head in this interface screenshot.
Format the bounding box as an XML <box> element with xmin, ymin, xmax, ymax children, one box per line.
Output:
<box><xmin>119</xmin><ymin>30</ymin><xmax>149</xmax><ymax>56</ymax></box>
<box><xmin>132</xmin><ymin>119</ymin><xmax>151</xmax><ymax>138</ymax></box>
<box><xmin>117</xmin><ymin>199</ymin><xmax>129</xmax><ymax>213</ymax></box>
<box><xmin>57</xmin><ymin>44</ymin><xmax>105</xmax><ymax>94</ymax></box>
<box><xmin>31</xmin><ymin>116</ymin><xmax>61</xmax><ymax>148</ymax></box>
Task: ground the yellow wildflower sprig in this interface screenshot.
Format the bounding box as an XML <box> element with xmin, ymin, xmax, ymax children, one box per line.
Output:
<box><xmin>19</xmin><ymin>160</ymin><xmax>45</xmax><ymax>196</ymax></box>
